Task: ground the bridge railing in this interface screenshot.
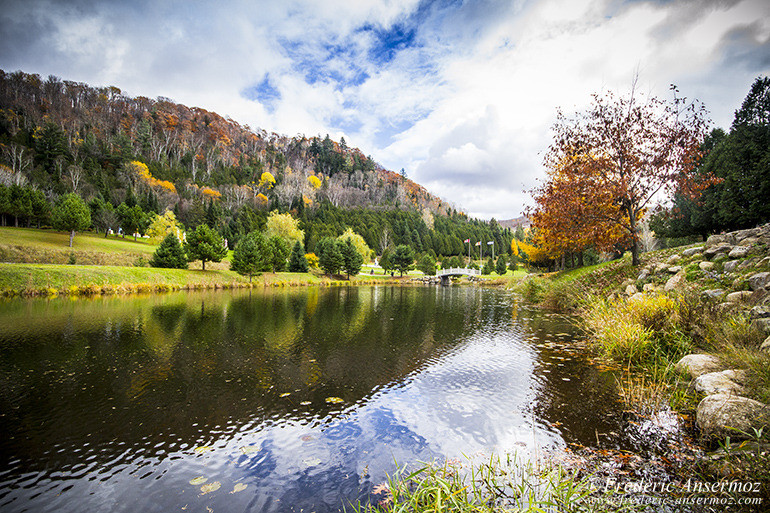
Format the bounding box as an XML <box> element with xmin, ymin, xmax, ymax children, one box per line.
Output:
<box><xmin>436</xmin><ymin>267</ymin><xmax>481</xmax><ymax>277</ymax></box>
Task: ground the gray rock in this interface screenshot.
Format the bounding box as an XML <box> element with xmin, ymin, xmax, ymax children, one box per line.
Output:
<box><xmin>699</xmin><ymin>261</ymin><xmax>715</xmax><ymax>271</ymax></box>
<box><xmin>717</xmin><ymin>302</ymin><xmax>737</xmax><ymax>313</ymax></box>
<box><xmin>702</xmin><ymin>289</ymin><xmax>726</xmax><ymax>300</ymax></box>
<box><xmin>696</xmin><ymin>394</ymin><xmax>770</xmax><ymax>439</ymax></box>
<box><xmin>706</xmin><ymin>234</ymin><xmax>734</xmax><ymax>247</ymax></box>
<box><xmin>751</xmin><ymin>318</ymin><xmax>770</xmax><ymax>335</ymax></box>
<box><xmin>621</xmin><ymin>278</ymin><xmax>635</xmax><ymax>288</ymax></box>
<box><xmin>750</xmin><ymin>306</ymin><xmax>770</xmax><ymax>319</ymax></box>
<box><xmin>761</xmin><ymin>336</ymin><xmax>770</xmax><ymax>352</ymax></box>
<box><xmin>637</xmin><ymin>269</ymin><xmax>649</xmax><ymax>281</ymax></box>
<box><xmin>676</xmin><ymin>354</ymin><xmax>722</xmax><ymax>378</ymax></box>
<box><xmin>629</xmin><ymin>292</ymin><xmax>646</xmax><ymax>302</ymax></box>
<box><xmin>667</xmin><ymin>265</ymin><xmax>682</xmax><ymax>273</ymax></box>
<box><xmin>739</xmin><ymin>257</ymin><xmax>758</xmax><ymax>269</ymax></box>
<box><xmin>738</xmin><ymin>237</ymin><xmax>760</xmax><ymax>246</ymax></box>
<box><xmin>664</xmin><ymin>272</ymin><xmax>686</xmax><ymax>292</ymax></box>
<box><xmin>726</xmin><ymin>291</ymin><xmax>753</xmax><ymax>303</ymax></box>
<box><xmin>643</xmin><ymin>283</ymin><xmax>657</xmax><ymax>292</ymax></box>
<box><xmin>694</xmin><ymin>370</ymin><xmax>746</xmax><ymax>396</ymax></box>
<box><xmin>654</xmin><ymin>262</ymin><xmax>669</xmax><ymax>274</ymax></box>
<box><xmin>682</xmin><ymin>246</ymin><xmax>704</xmax><ymax>257</ymax></box>
<box><xmin>728</xmin><ymin>246</ymin><xmax>750</xmax><ymax>259</ymax></box>
<box><xmin>734</xmin><ymin>228</ymin><xmax>761</xmax><ymax>242</ymax></box>
<box><xmin>723</xmin><ymin>260</ymin><xmax>739</xmax><ymax>273</ymax></box>
<box><xmin>704</xmin><ymin>244</ymin><xmax>734</xmax><ymax>259</ymax></box>
<box><xmin>748</xmin><ymin>272</ymin><xmax>770</xmax><ymax>291</ymax></box>
<box><xmin>625</xmin><ymin>284</ymin><xmax>638</xmax><ymax>296</ymax></box>
<box><xmin>757</xmin><ymin>256</ymin><xmax>770</xmax><ymax>268</ymax></box>
<box><xmin>667</xmin><ymin>254</ymin><xmax>682</xmax><ymax>264</ymax></box>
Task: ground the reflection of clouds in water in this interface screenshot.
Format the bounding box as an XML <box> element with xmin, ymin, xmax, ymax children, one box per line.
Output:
<box><xmin>219</xmin><ymin>330</ymin><xmax>565</xmax><ymax>510</ymax></box>
<box><xmin>368</xmin><ymin>332</ymin><xmax>564</xmax><ymax>457</ymax></box>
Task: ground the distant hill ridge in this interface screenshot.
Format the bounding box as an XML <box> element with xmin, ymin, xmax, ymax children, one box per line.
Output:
<box><xmin>0</xmin><ymin>69</ymin><xmax>452</xmax><ymax>216</ymax></box>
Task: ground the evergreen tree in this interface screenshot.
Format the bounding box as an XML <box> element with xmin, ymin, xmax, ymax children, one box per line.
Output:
<box><xmin>379</xmin><ymin>247</ymin><xmax>393</xmax><ymax>274</ymax></box>
<box><xmin>482</xmin><ymin>257</ymin><xmax>494</xmax><ymax>275</ymax></box>
<box><xmin>231</xmin><ymin>231</ymin><xmax>271</xmax><ymax>281</ymax></box>
<box><xmin>150</xmin><ymin>233</ymin><xmax>188</xmax><ymax>269</ymax></box>
<box><xmin>52</xmin><ymin>193</ymin><xmax>91</xmax><ymax>247</ymax></box>
<box><xmin>317</xmin><ymin>236</ymin><xmax>343</xmax><ymax>275</ymax></box>
<box><xmin>392</xmin><ymin>245</ymin><xmax>414</xmax><ymax>277</ymax></box>
<box><xmin>288</xmin><ymin>241</ymin><xmax>309</xmax><ymax>272</ymax></box>
<box><xmin>185</xmin><ymin>224</ymin><xmax>227</xmax><ymax>271</ymax></box>
<box><xmin>340</xmin><ymin>238</ymin><xmax>363</xmax><ymax>279</ymax></box>
<box><xmin>495</xmin><ymin>255</ymin><xmax>507</xmax><ymax>275</ymax></box>
<box><xmin>268</xmin><ymin>235</ymin><xmax>289</xmax><ymax>272</ymax></box>
<box><xmin>417</xmin><ymin>254</ymin><xmax>436</xmax><ymax>275</ymax></box>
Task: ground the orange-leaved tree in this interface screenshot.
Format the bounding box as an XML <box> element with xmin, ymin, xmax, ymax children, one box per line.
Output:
<box><xmin>529</xmin><ymin>152</ymin><xmax>626</xmax><ymax>267</ymax></box>
<box><xmin>544</xmin><ymin>86</ymin><xmax>712</xmax><ymax>266</ymax></box>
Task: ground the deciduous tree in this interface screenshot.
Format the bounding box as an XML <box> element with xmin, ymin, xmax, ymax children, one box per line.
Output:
<box><xmin>542</xmin><ymin>86</ymin><xmax>711</xmax><ymax>266</ymax></box>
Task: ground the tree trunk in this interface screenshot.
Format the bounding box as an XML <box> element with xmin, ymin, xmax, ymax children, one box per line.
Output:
<box><xmin>69</xmin><ymin>230</ymin><xmax>75</xmax><ymax>247</ymax></box>
<box><xmin>202</xmin><ymin>260</ymin><xmax>206</xmax><ymax>271</ymax></box>
<box><xmin>14</xmin><ymin>216</ymin><xmax>18</xmax><ymax>228</ymax></box>
<box><xmin>628</xmin><ymin>207</ymin><xmax>640</xmax><ymax>266</ymax></box>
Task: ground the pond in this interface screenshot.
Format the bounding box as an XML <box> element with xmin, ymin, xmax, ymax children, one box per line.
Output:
<box><xmin>0</xmin><ymin>286</ymin><xmax>626</xmax><ymax>512</ymax></box>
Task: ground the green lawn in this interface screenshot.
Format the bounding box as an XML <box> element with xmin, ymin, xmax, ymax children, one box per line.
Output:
<box><xmin>0</xmin><ymin>226</ymin><xmax>158</xmax><ymax>253</ymax></box>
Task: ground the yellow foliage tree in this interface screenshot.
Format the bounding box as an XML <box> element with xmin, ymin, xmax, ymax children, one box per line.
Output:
<box><xmin>127</xmin><ymin>161</ymin><xmax>176</xmax><ymax>193</ymax></box>
<box><xmin>146</xmin><ymin>210</ymin><xmax>183</xmax><ymax>243</ymax></box>
<box><xmin>307</xmin><ymin>175</ymin><xmax>322</xmax><ymax>189</ymax></box>
<box><xmin>266</xmin><ymin>211</ymin><xmax>304</xmax><ymax>247</ymax></box>
<box><xmin>259</xmin><ymin>172</ymin><xmax>276</xmax><ymax>190</ymax></box>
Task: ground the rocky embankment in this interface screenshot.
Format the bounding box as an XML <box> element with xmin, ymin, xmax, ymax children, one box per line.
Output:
<box><xmin>629</xmin><ymin>224</ymin><xmax>770</xmax><ymax>441</ymax></box>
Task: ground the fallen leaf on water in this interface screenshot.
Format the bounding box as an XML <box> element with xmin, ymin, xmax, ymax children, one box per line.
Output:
<box><xmin>302</xmin><ymin>457</ymin><xmax>321</xmax><ymax>467</ymax></box>
<box><xmin>200</xmin><ymin>481</ymin><xmax>221</xmax><ymax>495</ymax></box>
<box><xmin>189</xmin><ymin>476</ymin><xmax>208</xmax><ymax>485</ymax></box>
<box><xmin>280</xmin><ymin>392</ymin><xmax>291</xmax><ymax>398</ymax></box>
<box><xmin>239</xmin><ymin>446</ymin><xmax>259</xmax><ymax>455</ymax></box>
<box><xmin>231</xmin><ymin>483</ymin><xmax>248</xmax><ymax>494</ymax></box>
<box><xmin>325</xmin><ymin>396</ymin><xmax>344</xmax><ymax>404</ymax></box>
<box><xmin>194</xmin><ymin>446</ymin><xmax>212</xmax><ymax>454</ymax></box>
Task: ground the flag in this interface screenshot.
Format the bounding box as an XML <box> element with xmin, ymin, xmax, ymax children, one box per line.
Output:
<box><xmin>487</xmin><ymin>241</ymin><xmax>494</xmax><ymax>245</ymax></box>
<box><xmin>464</xmin><ymin>239</ymin><xmax>470</xmax><ymax>243</ymax></box>
<box><xmin>475</xmin><ymin>241</ymin><xmax>481</xmax><ymax>246</ymax></box>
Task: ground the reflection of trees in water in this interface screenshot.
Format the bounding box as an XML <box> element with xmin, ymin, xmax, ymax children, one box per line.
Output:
<box><xmin>0</xmin><ymin>287</ymin><xmax>480</xmax><ymax>473</ymax></box>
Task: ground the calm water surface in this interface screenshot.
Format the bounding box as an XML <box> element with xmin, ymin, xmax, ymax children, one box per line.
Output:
<box><xmin>0</xmin><ymin>286</ymin><xmax>624</xmax><ymax>512</ymax></box>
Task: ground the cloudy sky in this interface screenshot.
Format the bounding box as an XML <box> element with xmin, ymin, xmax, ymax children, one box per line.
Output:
<box><xmin>1</xmin><ymin>0</ymin><xmax>769</xmax><ymax>219</ymax></box>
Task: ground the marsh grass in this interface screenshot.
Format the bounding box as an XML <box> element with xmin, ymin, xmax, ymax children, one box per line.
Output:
<box><xmin>349</xmin><ymin>454</ymin><xmax>630</xmax><ymax>513</ymax></box>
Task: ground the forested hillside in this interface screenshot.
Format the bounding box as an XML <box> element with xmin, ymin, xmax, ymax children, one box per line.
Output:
<box><xmin>0</xmin><ymin>69</ymin><xmax>512</xmax><ymax>258</ymax></box>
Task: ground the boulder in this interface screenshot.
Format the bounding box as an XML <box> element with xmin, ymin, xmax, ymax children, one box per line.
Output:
<box><xmin>728</xmin><ymin>246</ymin><xmax>750</xmax><ymax>259</ymax></box>
<box><xmin>705</xmin><ymin>233</ymin><xmax>734</xmax><ymax>247</ymax></box>
<box><xmin>739</xmin><ymin>258</ymin><xmax>758</xmax><ymax>269</ymax></box>
<box><xmin>642</xmin><ymin>283</ymin><xmax>657</xmax><ymax>292</ymax></box>
<box><xmin>667</xmin><ymin>265</ymin><xmax>682</xmax><ymax>273</ymax></box>
<box><xmin>752</xmin><ymin>318</ymin><xmax>770</xmax><ymax>335</ymax></box>
<box><xmin>750</xmin><ymin>306</ymin><xmax>770</xmax><ymax>319</ymax></box>
<box><xmin>625</xmin><ymin>284</ymin><xmax>638</xmax><ymax>296</ymax></box>
<box><xmin>761</xmin><ymin>335</ymin><xmax>770</xmax><ymax>353</ymax></box>
<box><xmin>637</xmin><ymin>269</ymin><xmax>649</xmax><ymax>281</ymax></box>
<box><xmin>748</xmin><ymin>272</ymin><xmax>770</xmax><ymax>291</ymax></box>
<box><xmin>699</xmin><ymin>261</ymin><xmax>715</xmax><ymax>271</ymax></box>
<box><xmin>756</xmin><ymin>256</ymin><xmax>770</xmax><ymax>268</ymax></box>
<box><xmin>696</xmin><ymin>394</ymin><xmax>770</xmax><ymax>439</ymax></box>
<box><xmin>654</xmin><ymin>262</ymin><xmax>669</xmax><ymax>274</ymax></box>
<box><xmin>723</xmin><ymin>260</ymin><xmax>739</xmax><ymax>273</ymax></box>
<box><xmin>702</xmin><ymin>289</ymin><xmax>726</xmax><ymax>300</ymax></box>
<box><xmin>676</xmin><ymin>354</ymin><xmax>722</xmax><ymax>378</ymax></box>
<box><xmin>664</xmin><ymin>272</ymin><xmax>686</xmax><ymax>292</ymax></box>
<box><xmin>734</xmin><ymin>228</ymin><xmax>761</xmax><ymax>242</ymax></box>
<box><xmin>726</xmin><ymin>291</ymin><xmax>753</xmax><ymax>303</ymax></box>
<box><xmin>667</xmin><ymin>254</ymin><xmax>682</xmax><ymax>264</ymax></box>
<box><xmin>704</xmin><ymin>244</ymin><xmax>733</xmax><ymax>259</ymax></box>
<box><xmin>693</xmin><ymin>370</ymin><xmax>746</xmax><ymax>396</ymax></box>
<box><xmin>716</xmin><ymin>302</ymin><xmax>737</xmax><ymax>313</ymax></box>
<box><xmin>682</xmin><ymin>246</ymin><xmax>704</xmax><ymax>257</ymax></box>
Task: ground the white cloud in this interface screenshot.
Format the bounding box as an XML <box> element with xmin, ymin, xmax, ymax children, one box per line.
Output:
<box><xmin>0</xmin><ymin>0</ymin><xmax>768</xmax><ymax>219</ymax></box>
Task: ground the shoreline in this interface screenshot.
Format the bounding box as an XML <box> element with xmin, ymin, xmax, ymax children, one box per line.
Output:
<box><xmin>0</xmin><ymin>262</ymin><xmax>494</xmax><ymax>298</ymax></box>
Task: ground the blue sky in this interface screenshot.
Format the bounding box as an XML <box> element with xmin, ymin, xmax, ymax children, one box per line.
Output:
<box><xmin>1</xmin><ymin>0</ymin><xmax>769</xmax><ymax>219</ymax></box>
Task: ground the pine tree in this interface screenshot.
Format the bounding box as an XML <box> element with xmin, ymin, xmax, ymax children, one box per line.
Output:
<box><xmin>52</xmin><ymin>193</ymin><xmax>91</xmax><ymax>247</ymax></box>
<box><xmin>231</xmin><ymin>231</ymin><xmax>271</xmax><ymax>281</ymax></box>
<box><xmin>340</xmin><ymin>238</ymin><xmax>362</xmax><ymax>279</ymax></box>
<box><xmin>288</xmin><ymin>241</ymin><xmax>309</xmax><ymax>272</ymax></box>
<box><xmin>317</xmin><ymin>236</ymin><xmax>343</xmax><ymax>275</ymax></box>
<box><xmin>150</xmin><ymin>233</ymin><xmax>188</xmax><ymax>269</ymax></box>
<box><xmin>495</xmin><ymin>255</ymin><xmax>507</xmax><ymax>275</ymax></box>
<box><xmin>185</xmin><ymin>224</ymin><xmax>227</xmax><ymax>271</ymax></box>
